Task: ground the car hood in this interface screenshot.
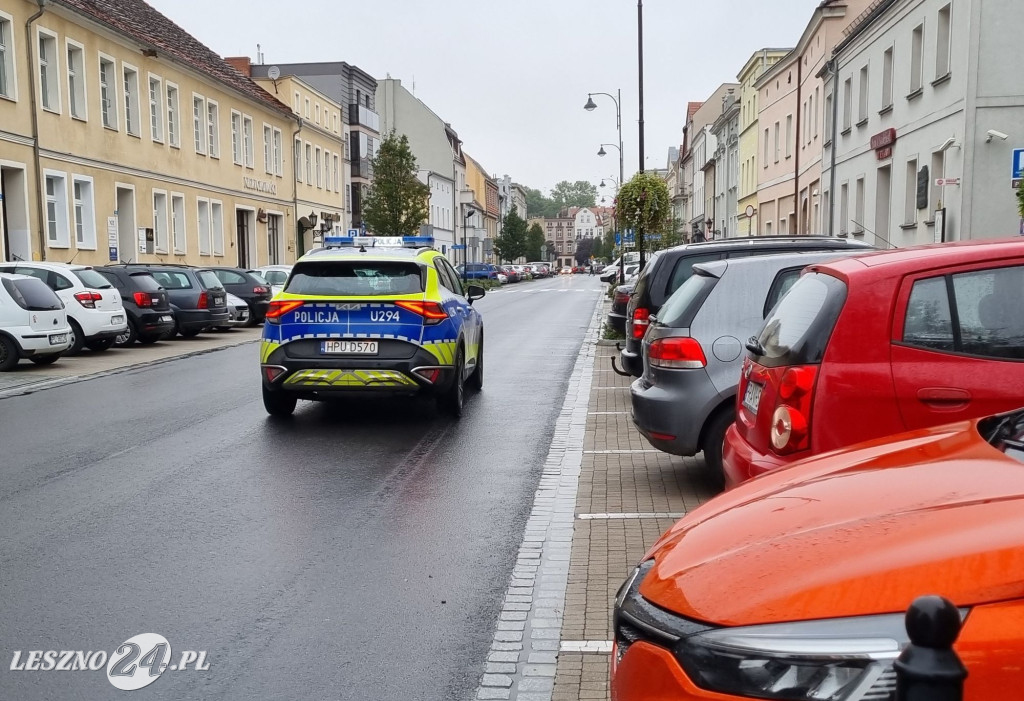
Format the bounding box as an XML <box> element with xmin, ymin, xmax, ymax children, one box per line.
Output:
<box><xmin>640</xmin><ymin>420</ymin><xmax>1024</xmax><ymax>626</ymax></box>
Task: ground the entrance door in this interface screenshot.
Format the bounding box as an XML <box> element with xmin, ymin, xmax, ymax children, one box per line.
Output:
<box><xmin>236</xmin><ymin>209</ymin><xmax>254</xmax><ymax>268</ymax></box>
<box><xmin>1</xmin><ymin>167</ymin><xmax>31</xmax><ymax>262</ymax></box>
<box><xmin>875</xmin><ymin>166</ymin><xmax>892</xmax><ymax>247</ymax></box>
<box><xmin>268</xmin><ymin>214</ymin><xmax>281</xmax><ymax>265</ymax></box>
<box><xmin>116</xmin><ymin>187</ymin><xmax>135</xmax><ymax>262</ymax></box>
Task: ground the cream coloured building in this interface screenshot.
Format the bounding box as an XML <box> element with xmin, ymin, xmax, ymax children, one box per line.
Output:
<box><xmin>0</xmin><ymin>0</ymin><xmax>306</xmax><ymax>268</ymax></box>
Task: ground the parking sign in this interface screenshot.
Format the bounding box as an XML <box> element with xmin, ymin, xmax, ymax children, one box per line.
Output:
<box><xmin>1013</xmin><ymin>149</ymin><xmax>1024</xmax><ymax>180</ymax></box>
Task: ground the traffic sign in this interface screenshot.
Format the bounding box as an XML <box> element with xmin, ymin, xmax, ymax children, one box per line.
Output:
<box><xmin>347</xmin><ymin>229</ymin><xmax>360</xmax><ymax>237</ymax></box>
<box><xmin>1013</xmin><ymin>149</ymin><xmax>1024</xmax><ymax>180</ymax></box>
<box><xmin>614</xmin><ymin>232</ymin><xmax>621</xmax><ymax>246</ymax></box>
<box><xmin>452</xmin><ymin>244</ymin><xmax>466</xmax><ymax>250</ymax></box>
<box><xmin>934</xmin><ymin>178</ymin><xmax>960</xmax><ymax>186</ymax></box>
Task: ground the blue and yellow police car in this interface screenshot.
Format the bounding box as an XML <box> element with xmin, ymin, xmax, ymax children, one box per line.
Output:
<box><xmin>260</xmin><ymin>235</ymin><xmax>485</xmax><ymax>417</ymax></box>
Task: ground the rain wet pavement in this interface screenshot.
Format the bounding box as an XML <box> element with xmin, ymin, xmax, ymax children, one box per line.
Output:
<box><xmin>0</xmin><ymin>275</ymin><xmax>605</xmax><ymax>700</ymax></box>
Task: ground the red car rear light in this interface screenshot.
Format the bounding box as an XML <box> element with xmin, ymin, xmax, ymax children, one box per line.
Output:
<box><xmin>265</xmin><ymin>299</ymin><xmax>304</xmax><ymax>323</ymax></box>
<box><xmin>132</xmin><ymin>291</ymin><xmax>153</xmax><ymax>307</ymax></box>
<box><xmin>197</xmin><ymin>291</ymin><xmax>208</xmax><ymax>309</ymax></box>
<box><xmin>630</xmin><ymin>308</ymin><xmax>651</xmax><ymax>339</ymax></box>
<box><xmin>74</xmin><ymin>291</ymin><xmax>103</xmax><ymax>308</ymax></box>
<box><xmin>614</xmin><ymin>291</ymin><xmax>630</xmax><ymax>305</ymax></box>
<box><xmin>254</xmin><ymin>286</ymin><xmax>268</xmax><ymax>295</ymax></box>
<box><xmin>770</xmin><ymin>366</ymin><xmax>818</xmax><ymax>455</ymax></box>
<box><xmin>395</xmin><ymin>300</ymin><xmax>448</xmax><ymax>325</ymax></box>
<box><xmin>648</xmin><ymin>337</ymin><xmax>707</xmax><ymax>369</ymax></box>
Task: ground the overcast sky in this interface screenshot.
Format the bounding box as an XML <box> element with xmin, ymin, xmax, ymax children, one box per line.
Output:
<box><xmin>147</xmin><ymin>0</ymin><xmax>821</xmax><ymax>197</ymax></box>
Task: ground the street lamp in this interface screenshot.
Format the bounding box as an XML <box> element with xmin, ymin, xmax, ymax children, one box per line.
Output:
<box><xmin>585</xmin><ymin>89</ymin><xmax>625</xmax><ymax>283</ymax></box>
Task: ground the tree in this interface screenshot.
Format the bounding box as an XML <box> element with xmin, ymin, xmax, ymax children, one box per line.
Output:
<box><xmin>551</xmin><ymin>180</ymin><xmax>598</xmax><ymax>210</ymax></box>
<box><xmin>1017</xmin><ymin>178</ymin><xmax>1024</xmax><ymax>219</ymax></box>
<box><xmin>617</xmin><ymin>172</ymin><xmax>670</xmax><ymax>267</ymax></box>
<box><xmin>494</xmin><ymin>206</ymin><xmax>528</xmax><ymax>262</ymax></box>
<box><xmin>524</xmin><ymin>186</ymin><xmax>560</xmax><ymax>218</ymax></box>
<box><xmin>361</xmin><ymin>131</ymin><xmax>430</xmax><ymax>235</ymax></box>
<box><xmin>525</xmin><ymin>223</ymin><xmax>545</xmax><ymax>261</ymax></box>
<box><xmin>591</xmin><ymin>236</ymin><xmax>605</xmax><ymax>261</ymax></box>
<box><xmin>574</xmin><ymin>237</ymin><xmax>595</xmax><ymax>265</ymax></box>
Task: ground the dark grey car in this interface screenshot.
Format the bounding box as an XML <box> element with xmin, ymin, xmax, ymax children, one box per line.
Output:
<box><xmin>629</xmin><ymin>251</ymin><xmax>858</xmax><ymax>489</ymax></box>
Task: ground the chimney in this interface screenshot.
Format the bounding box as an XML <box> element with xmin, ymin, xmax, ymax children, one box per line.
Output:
<box><xmin>225</xmin><ymin>56</ymin><xmax>251</xmax><ymax>76</ymax></box>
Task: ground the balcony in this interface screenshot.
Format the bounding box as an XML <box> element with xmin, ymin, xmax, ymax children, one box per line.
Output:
<box><xmin>351</xmin><ymin>158</ymin><xmax>374</xmax><ymax>180</ymax></box>
<box><xmin>349</xmin><ymin>104</ymin><xmax>380</xmax><ymax>132</ymax></box>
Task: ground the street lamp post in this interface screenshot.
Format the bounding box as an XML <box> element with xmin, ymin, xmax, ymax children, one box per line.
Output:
<box><xmin>462</xmin><ymin>208</ymin><xmax>476</xmax><ymax>283</ymax></box>
<box><xmin>585</xmin><ymin>90</ymin><xmax>625</xmax><ymax>283</ymax></box>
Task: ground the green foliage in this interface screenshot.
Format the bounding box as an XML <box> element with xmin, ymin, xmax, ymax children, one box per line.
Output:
<box><xmin>362</xmin><ymin>131</ymin><xmax>430</xmax><ymax>235</ymax></box>
<box><xmin>574</xmin><ymin>237</ymin><xmax>595</xmax><ymax>265</ymax></box>
<box><xmin>618</xmin><ymin>172</ymin><xmax>671</xmax><ymax>252</ymax></box>
<box><xmin>592</xmin><ymin>236</ymin><xmax>605</xmax><ymax>261</ymax></box>
<box><xmin>1017</xmin><ymin>178</ymin><xmax>1024</xmax><ymax>219</ymax></box>
<box><xmin>524</xmin><ymin>187</ymin><xmax>560</xmax><ymax>218</ymax></box>
<box><xmin>525</xmin><ymin>223</ymin><xmax>545</xmax><ymax>261</ymax></box>
<box><xmin>494</xmin><ymin>206</ymin><xmax>528</xmax><ymax>262</ymax></box>
<box><xmin>551</xmin><ymin>180</ymin><xmax>598</xmax><ymax>210</ymax></box>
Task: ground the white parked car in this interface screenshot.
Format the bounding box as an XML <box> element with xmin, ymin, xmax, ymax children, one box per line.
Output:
<box><xmin>250</xmin><ymin>265</ymin><xmax>292</xmax><ymax>297</ymax></box>
<box><xmin>0</xmin><ymin>262</ymin><xmax>127</xmax><ymax>355</ymax></box>
<box><xmin>0</xmin><ymin>273</ymin><xmax>72</xmax><ymax>371</ymax></box>
<box><xmin>215</xmin><ymin>292</ymin><xmax>251</xmax><ymax>330</ymax></box>
<box><xmin>497</xmin><ymin>272</ymin><xmax>508</xmax><ymax>284</ymax></box>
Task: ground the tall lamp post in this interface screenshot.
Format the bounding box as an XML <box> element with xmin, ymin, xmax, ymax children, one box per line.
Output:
<box><xmin>585</xmin><ymin>90</ymin><xmax>625</xmax><ymax>283</ymax></box>
<box><xmin>599</xmin><ymin>177</ymin><xmax>621</xmax><ymax>274</ymax></box>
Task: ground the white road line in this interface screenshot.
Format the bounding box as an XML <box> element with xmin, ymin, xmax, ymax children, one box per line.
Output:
<box><xmin>559</xmin><ymin>640</ymin><xmax>613</xmax><ymax>653</ymax></box>
<box><xmin>577</xmin><ymin>512</ymin><xmax>685</xmax><ymax>520</ymax></box>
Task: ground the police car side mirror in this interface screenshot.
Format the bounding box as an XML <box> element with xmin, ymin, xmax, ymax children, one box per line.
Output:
<box><xmin>466</xmin><ymin>285</ymin><xmax>486</xmax><ymax>304</ymax></box>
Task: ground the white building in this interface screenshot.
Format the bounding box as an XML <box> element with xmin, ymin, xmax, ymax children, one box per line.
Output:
<box><xmin>572</xmin><ymin>207</ymin><xmax>603</xmax><ymax>242</ymax></box>
<box><xmin>822</xmin><ymin>0</ymin><xmax>1024</xmax><ymax>247</ymax></box>
<box><xmin>711</xmin><ymin>91</ymin><xmax>741</xmax><ymax>238</ymax></box>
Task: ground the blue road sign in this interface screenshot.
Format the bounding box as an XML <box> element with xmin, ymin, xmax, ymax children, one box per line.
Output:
<box><xmin>647</xmin><ymin>234</ymin><xmax>662</xmax><ymax>241</ymax></box>
<box><xmin>108</xmin><ymin>247</ymin><xmax>118</xmax><ymax>262</ymax></box>
<box><xmin>452</xmin><ymin>244</ymin><xmax>466</xmax><ymax>250</ymax></box>
<box><xmin>347</xmin><ymin>229</ymin><xmax>360</xmax><ymax>237</ymax></box>
<box><xmin>614</xmin><ymin>232</ymin><xmax>621</xmax><ymax>246</ymax></box>
<box><xmin>1013</xmin><ymin>149</ymin><xmax>1024</xmax><ymax>180</ymax></box>
<box><xmin>624</xmin><ymin>230</ymin><xmax>635</xmax><ymax>243</ymax></box>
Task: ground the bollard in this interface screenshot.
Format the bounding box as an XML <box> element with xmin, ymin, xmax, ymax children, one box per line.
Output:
<box><xmin>894</xmin><ymin>595</ymin><xmax>968</xmax><ymax>701</ymax></box>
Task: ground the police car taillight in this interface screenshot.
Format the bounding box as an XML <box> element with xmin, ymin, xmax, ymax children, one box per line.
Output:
<box><xmin>395</xmin><ymin>300</ymin><xmax>448</xmax><ymax>325</ymax></box>
<box><xmin>266</xmin><ymin>299</ymin><xmax>304</xmax><ymax>323</ymax></box>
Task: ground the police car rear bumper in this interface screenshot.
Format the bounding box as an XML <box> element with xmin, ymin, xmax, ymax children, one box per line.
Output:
<box><xmin>261</xmin><ymin>347</ymin><xmax>456</xmax><ymax>394</ymax></box>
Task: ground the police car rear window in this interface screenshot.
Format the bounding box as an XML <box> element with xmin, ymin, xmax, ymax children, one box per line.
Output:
<box><xmin>286</xmin><ymin>261</ymin><xmax>424</xmax><ymax>296</ymax></box>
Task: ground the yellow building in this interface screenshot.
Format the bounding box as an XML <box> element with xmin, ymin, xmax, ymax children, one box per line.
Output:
<box><xmin>462</xmin><ymin>153</ymin><xmax>498</xmax><ymax>264</ymax></box>
<box><xmin>0</xmin><ymin>0</ymin><xmax>304</xmax><ymax>267</ymax></box>
<box><xmin>737</xmin><ymin>49</ymin><xmax>790</xmax><ymax>236</ymax></box>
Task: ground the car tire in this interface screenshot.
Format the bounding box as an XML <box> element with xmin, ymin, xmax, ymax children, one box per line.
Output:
<box><xmin>468</xmin><ymin>334</ymin><xmax>483</xmax><ymax>391</ymax></box>
<box><xmin>700</xmin><ymin>409</ymin><xmax>734</xmax><ymax>493</ymax></box>
<box><xmin>263</xmin><ymin>385</ymin><xmax>297</xmax><ymax>417</ymax></box>
<box><xmin>179</xmin><ymin>328</ymin><xmax>201</xmax><ymax>338</ymax></box>
<box><xmin>137</xmin><ymin>334</ymin><xmax>161</xmax><ymax>345</ymax></box>
<box><xmin>114</xmin><ymin>321</ymin><xmax>137</xmax><ymax>347</ymax></box>
<box><xmin>29</xmin><ymin>354</ymin><xmax>60</xmax><ymax>366</ymax></box>
<box><xmin>65</xmin><ymin>320</ymin><xmax>85</xmax><ymax>356</ymax></box>
<box><xmin>440</xmin><ymin>346</ymin><xmax>465</xmax><ymax>418</ymax></box>
<box><xmin>86</xmin><ymin>338</ymin><xmax>115</xmax><ymax>352</ymax></box>
<box><xmin>0</xmin><ymin>336</ymin><xmax>19</xmax><ymax>372</ymax></box>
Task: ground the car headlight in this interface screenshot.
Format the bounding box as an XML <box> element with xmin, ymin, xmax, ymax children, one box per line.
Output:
<box><xmin>612</xmin><ymin>558</ymin><xmax>960</xmax><ymax>701</ymax></box>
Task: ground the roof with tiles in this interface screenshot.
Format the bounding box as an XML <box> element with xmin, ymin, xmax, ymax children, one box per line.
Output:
<box><xmin>55</xmin><ymin>0</ymin><xmax>291</xmax><ymax>116</ymax></box>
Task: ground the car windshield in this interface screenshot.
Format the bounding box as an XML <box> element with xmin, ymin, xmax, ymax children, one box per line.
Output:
<box><xmin>755</xmin><ymin>272</ymin><xmax>848</xmax><ymax>367</ymax></box>
<box><xmin>3</xmin><ymin>277</ymin><xmax>63</xmax><ymax>311</ymax></box>
<box><xmin>286</xmin><ymin>261</ymin><xmax>424</xmax><ymax>296</ymax></box>
<box><xmin>196</xmin><ymin>270</ymin><xmax>225</xmax><ymax>290</ymax></box>
<box><xmin>73</xmin><ymin>268</ymin><xmax>113</xmax><ymax>289</ymax></box>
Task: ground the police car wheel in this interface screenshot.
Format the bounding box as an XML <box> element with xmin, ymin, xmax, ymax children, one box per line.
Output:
<box><xmin>263</xmin><ymin>385</ymin><xmax>297</xmax><ymax>417</ymax></box>
<box><xmin>468</xmin><ymin>334</ymin><xmax>483</xmax><ymax>391</ymax></box>
<box><xmin>441</xmin><ymin>347</ymin><xmax>465</xmax><ymax>418</ymax></box>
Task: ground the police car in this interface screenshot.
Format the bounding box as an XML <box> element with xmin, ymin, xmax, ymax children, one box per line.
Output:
<box><xmin>260</xmin><ymin>235</ymin><xmax>485</xmax><ymax>417</ymax></box>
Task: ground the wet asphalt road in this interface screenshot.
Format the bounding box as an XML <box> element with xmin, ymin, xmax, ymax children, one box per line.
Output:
<box><xmin>0</xmin><ymin>275</ymin><xmax>604</xmax><ymax>701</ymax></box>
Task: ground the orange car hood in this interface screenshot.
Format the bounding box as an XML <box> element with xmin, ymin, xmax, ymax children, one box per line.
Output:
<box><xmin>641</xmin><ymin>421</ymin><xmax>1024</xmax><ymax>626</ymax></box>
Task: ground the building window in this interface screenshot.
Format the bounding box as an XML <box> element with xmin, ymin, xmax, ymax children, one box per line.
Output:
<box><xmin>38</xmin><ymin>31</ymin><xmax>58</xmax><ymax>112</ymax></box>
<box><xmin>295</xmin><ymin>137</ymin><xmax>303</xmax><ymax>182</ymax></box>
<box><xmin>153</xmin><ymin>191</ymin><xmax>168</xmax><ymax>252</ymax></box>
<box><xmin>263</xmin><ymin>124</ymin><xmax>272</xmax><ymax>174</ymax></box>
<box><xmin>198</xmin><ymin>199</ymin><xmax>211</xmax><ymax>255</ymax></box>
<box><xmin>839</xmin><ymin>182</ymin><xmax>849</xmax><ymax>235</ymax></box>
<box><xmin>905</xmin><ymin>158</ymin><xmax>918</xmax><ymax>225</ymax></box>
<box><xmin>293</xmin><ymin>91</ymin><xmax>299</xmax><ymax>114</ymax></box>
<box><xmin>243</xmin><ymin>115</ymin><xmax>254</xmax><ymax>168</ymax></box>
<box><xmin>842</xmin><ymin>77</ymin><xmax>852</xmax><ymax>131</ymax></box>
<box><xmin>858</xmin><ymin>65</ymin><xmax>869</xmax><ymax>124</ymax></box>
<box><xmin>315</xmin><ymin>103</ymin><xmax>320</xmax><ymax>124</ymax></box>
<box><xmin>171</xmin><ymin>194</ymin><xmax>185</xmax><ymax>254</ymax></box>
<box><xmin>304</xmin><ymin>98</ymin><xmax>310</xmax><ymax>119</ymax></box>
<box><xmin>853</xmin><ymin>177</ymin><xmax>865</xmax><ymax>233</ymax></box>
<box><xmin>149</xmin><ymin>76</ymin><xmax>163</xmax><ymax>141</ymax></box>
<box><xmin>230</xmin><ymin>111</ymin><xmax>242</xmax><ymax>165</ymax></box>
<box><xmin>910</xmin><ymin>23</ymin><xmax>924</xmax><ymax>94</ymax></box>
<box><xmin>72</xmin><ymin>177</ymin><xmax>96</xmax><ymax>249</ymax></box>
<box><xmin>774</xmin><ymin>122</ymin><xmax>780</xmax><ymax>163</ymax></box>
<box><xmin>193</xmin><ymin>95</ymin><xmax>206</xmax><ymax>153</ymax></box>
<box><xmin>930</xmin><ymin>150</ymin><xmax>946</xmax><ymax>214</ymax></box>
<box><xmin>785</xmin><ymin>115</ymin><xmax>793</xmax><ymax>157</ymax></box>
<box><xmin>305</xmin><ymin>143</ymin><xmax>312</xmax><ymax>183</ymax></box>
<box><xmin>824</xmin><ymin>92</ymin><xmax>833</xmax><ymax>142</ymax></box>
<box><xmin>882</xmin><ymin>47</ymin><xmax>894</xmax><ymax>109</ymax></box>
<box><xmin>333</xmin><ymin>154</ymin><xmax>340</xmax><ymax>193</ymax></box>
<box><xmin>0</xmin><ymin>14</ymin><xmax>14</xmax><ymax>100</ymax></box>
<box><xmin>206</xmin><ymin>100</ymin><xmax>219</xmax><ymax>157</ymax></box>
<box><xmin>45</xmin><ymin>173</ymin><xmax>70</xmax><ymax>247</ymax></box>
<box><xmin>324</xmin><ymin>150</ymin><xmax>331</xmax><ymax>190</ymax></box>
<box><xmin>315</xmin><ymin>147</ymin><xmax>322</xmax><ymax>188</ymax></box>
<box><xmin>99</xmin><ymin>56</ymin><xmax>116</xmax><ymax>129</ymax></box>
<box><xmin>123</xmin><ymin>65</ymin><xmax>140</xmax><ymax>135</ymax></box>
<box><xmin>813</xmin><ymin>87</ymin><xmax>819</xmax><ymax>137</ymax></box>
<box><xmin>936</xmin><ymin>4</ymin><xmax>952</xmax><ymax>79</ymax></box>
<box><xmin>273</xmin><ymin>128</ymin><xmax>283</xmax><ymax>176</ymax></box>
<box><xmin>211</xmin><ymin>201</ymin><xmax>224</xmax><ymax>256</ymax></box>
<box><xmin>66</xmin><ymin>42</ymin><xmax>85</xmax><ymax>120</ymax></box>
<box><xmin>166</xmin><ymin>83</ymin><xmax>179</xmax><ymax>147</ymax></box>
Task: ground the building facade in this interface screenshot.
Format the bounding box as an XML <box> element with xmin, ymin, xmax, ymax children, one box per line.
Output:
<box><xmin>821</xmin><ymin>0</ymin><xmax>1024</xmax><ymax>247</ymax></box>
<box><xmin>683</xmin><ymin>85</ymin><xmax>738</xmax><ymax>240</ymax></box>
<box><xmin>463</xmin><ymin>153</ymin><xmax>496</xmax><ymax>264</ymax></box>
<box><xmin>711</xmin><ymin>91</ymin><xmax>740</xmax><ymax>238</ymax></box>
<box><xmin>1</xmin><ymin>0</ymin><xmax>303</xmax><ymax>268</ymax></box>
<box><xmin>534</xmin><ymin>215</ymin><xmax>575</xmax><ymax>267</ymax></box>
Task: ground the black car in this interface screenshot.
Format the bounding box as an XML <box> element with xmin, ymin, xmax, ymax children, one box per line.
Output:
<box><xmin>606</xmin><ymin>281</ymin><xmax>635</xmax><ymax>336</ymax></box>
<box><xmin>123</xmin><ymin>264</ymin><xmax>229</xmax><ymax>337</ymax></box>
<box><xmin>616</xmin><ymin>236</ymin><xmax>877</xmax><ymax>377</ymax></box>
<box><xmin>95</xmin><ymin>266</ymin><xmax>176</xmax><ymax>346</ymax></box>
<box><xmin>207</xmin><ymin>267</ymin><xmax>273</xmax><ymax>325</ymax></box>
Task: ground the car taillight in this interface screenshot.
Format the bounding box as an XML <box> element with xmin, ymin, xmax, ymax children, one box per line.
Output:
<box><xmin>254</xmin><ymin>286</ymin><xmax>268</xmax><ymax>295</ymax></box>
<box><xmin>74</xmin><ymin>291</ymin><xmax>103</xmax><ymax>308</ymax></box>
<box><xmin>648</xmin><ymin>337</ymin><xmax>707</xmax><ymax>369</ymax></box>
<box><xmin>395</xmin><ymin>300</ymin><xmax>448</xmax><ymax>325</ymax></box>
<box><xmin>133</xmin><ymin>291</ymin><xmax>153</xmax><ymax>307</ymax></box>
<box><xmin>265</xmin><ymin>299</ymin><xmax>304</xmax><ymax>323</ymax></box>
<box><xmin>630</xmin><ymin>308</ymin><xmax>650</xmax><ymax>339</ymax></box>
<box><xmin>197</xmin><ymin>291</ymin><xmax>208</xmax><ymax>309</ymax></box>
<box><xmin>614</xmin><ymin>291</ymin><xmax>630</xmax><ymax>305</ymax></box>
<box><xmin>769</xmin><ymin>366</ymin><xmax>818</xmax><ymax>455</ymax></box>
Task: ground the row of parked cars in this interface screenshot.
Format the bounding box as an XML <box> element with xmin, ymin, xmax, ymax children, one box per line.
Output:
<box><xmin>0</xmin><ymin>260</ymin><xmax>291</xmax><ymax>371</ymax></box>
<box><xmin>455</xmin><ymin>262</ymin><xmax>556</xmax><ymax>282</ymax></box>
<box><xmin>608</xmin><ymin>235</ymin><xmax>1024</xmax><ymax>700</ymax></box>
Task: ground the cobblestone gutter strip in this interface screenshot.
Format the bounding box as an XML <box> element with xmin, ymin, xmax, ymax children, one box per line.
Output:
<box><xmin>0</xmin><ymin>339</ymin><xmax>258</xmax><ymax>401</ymax></box>
<box><xmin>475</xmin><ymin>295</ymin><xmax>604</xmax><ymax>701</ymax></box>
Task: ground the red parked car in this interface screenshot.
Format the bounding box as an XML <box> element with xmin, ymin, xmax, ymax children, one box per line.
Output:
<box><xmin>724</xmin><ymin>238</ymin><xmax>1024</xmax><ymax>487</ymax></box>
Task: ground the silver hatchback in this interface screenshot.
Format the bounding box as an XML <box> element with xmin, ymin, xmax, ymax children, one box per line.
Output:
<box><xmin>630</xmin><ymin>250</ymin><xmax>858</xmax><ymax>489</ymax></box>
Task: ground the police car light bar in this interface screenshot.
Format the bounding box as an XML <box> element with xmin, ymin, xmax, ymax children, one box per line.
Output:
<box><xmin>323</xmin><ymin>235</ymin><xmax>434</xmax><ymax>249</ymax></box>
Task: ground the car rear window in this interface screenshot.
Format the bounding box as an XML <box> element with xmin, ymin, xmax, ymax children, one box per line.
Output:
<box><xmin>129</xmin><ymin>272</ymin><xmax>163</xmax><ymax>292</ymax></box>
<box><xmin>753</xmin><ymin>272</ymin><xmax>848</xmax><ymax>367</ymax></box>
<box><xmin>214</xmin><ymin>269</ymin><xmax>248</xmax><ymax>285</ymax></box>
<box><xmin>73</xmin><ymin>268</ymin><xmax>113</xmax><ymax>289</ymax></box>
<box><xmin>150</xmin><ymin>271</ymin><xmax>192</xmax><ymax>289</ymax></box>
<box><xmin>3</xmin><ymin>277</ymin><xmax>63</xmax><ymax>311</ymax></box>
<box><xmin>656</xmin><ymin>269</ymin><xmax>719</xmax><ymax>328</ymax></box>
<box><xmin>665</xmin><ymin>253</ymin><xmax>720</xmax><ymax>299</ymax></box>
<box><xmin>286</xmin><ymin>261</ymin><xmax>424</xmax><ymax>296</ymax></box>
<box><xmin>196</xmin><ymin>270</ymin><xmax>224</xmax><ymax>290</ymax></box>
<box><xmin>262</xmin><ymin>270</ymin><xmax>289</xmax><ymax>285</ymax></box>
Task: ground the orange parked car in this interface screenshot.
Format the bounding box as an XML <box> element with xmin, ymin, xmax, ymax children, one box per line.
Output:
<box><xmin>611</xmin><ymin>408</ymin><xmax>1024</xmax><ymax>701</ymax></box>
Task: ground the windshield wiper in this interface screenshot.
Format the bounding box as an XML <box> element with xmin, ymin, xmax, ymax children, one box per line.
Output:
<box><xmin>745</xmin><ymin>335</ymin><xmax>765</xmax><ymax>355</ymax></box>
<box><xmin>982</xmin><ymin>409</ymin><xmax>1024</xmax><ymax>444</ymax></box>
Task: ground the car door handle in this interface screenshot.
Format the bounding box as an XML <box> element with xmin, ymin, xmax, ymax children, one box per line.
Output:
<box><xmin>917</xmin><ymin>387</ymin><xmax>971</xmax><ymax>409</ymax></box>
